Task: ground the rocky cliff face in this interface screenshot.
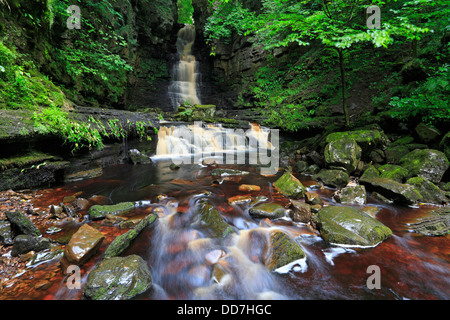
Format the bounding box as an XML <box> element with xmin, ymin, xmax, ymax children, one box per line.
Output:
<box><xmin>191</xmin><ymin>0</ymin><xmax>268</xmax><ymax>110</ymax></box>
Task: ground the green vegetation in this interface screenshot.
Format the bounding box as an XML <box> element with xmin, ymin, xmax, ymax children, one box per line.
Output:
<box><xmin>178</xmin><ymin>0</ymin><xmax>194</xmax><ymax>24</ymax></box>
<box><xmin>205</xmin><ymin>0</ymin><xmax>450</xmax><ymax>131</ymax></box>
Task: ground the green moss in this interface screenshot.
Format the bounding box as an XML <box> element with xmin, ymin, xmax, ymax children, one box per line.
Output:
<box><xmin>378</xmin><ymin>164</ymin><xmax>409</xmax><ymax>182</ymax></box>
<box><xmin>0</xmin><ymin>152</ymin><xmax>55</xmax><ymax>170</ymax></box>
<box><xmin>273</xmin><ymin>171</ymin><xmax>306</xmax><ymax>199</ymax></box>
<box><xmin>89</xmin><ymin>202</ymin><xmax>135</xmax><ymax>220</ymax></box>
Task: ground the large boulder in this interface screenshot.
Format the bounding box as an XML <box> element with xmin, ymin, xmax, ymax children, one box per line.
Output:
<box><xmin>273</xmin><ymin>171</ymin><xmax>306</xmax><ymax>199</ymax></box>
<box><xmin>415</xmin><ymin>123</ymin><xmax>441</xmax><ymax>144</ymax></box>
<box><xmin>84</xmin><ymin>255</ymin><xmax>152</xmax><ymax>300</ymax></box>
<box><xmin>360</xmin><ymin>176</ymin><xmax>422</xmax><ymax>205</ymax></box>
<box><xmin>399</xmin><ymin>149</ymin><xmax>449</xmax><ymax>183</ymax></box>
<box><xmin>378</xmin><ymin>164</ymin><xmax>409</xmax><ymax>182</ymax></box>
<box><xmin>314</xmin><ymin>169</ymin><xmax>349</xmax><ymax>189</ymax></box>
<box><xmin>326</xmin><ymin>130</ymin><xmax>389</xmax><ymax>153</ymax></box>
<box><xmin>314</xmin><ymin>206</ymin><xmax>392</xmax><ymax>246</ymax></box>
<box><xmin>406</xmin><ymin>177</ymin><xmax>446</xmax><ymax>204</ymax></box>
<box><xmin>324</xmin><ymin>137</ymin><xmax>361</xmax><ymax>173</ymax></box>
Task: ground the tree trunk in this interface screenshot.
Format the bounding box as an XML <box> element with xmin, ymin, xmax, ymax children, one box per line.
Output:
<box><xmin>338</xmin><ymin>48</ymin><xmax>350</xmax><ymax>127</ymax></box>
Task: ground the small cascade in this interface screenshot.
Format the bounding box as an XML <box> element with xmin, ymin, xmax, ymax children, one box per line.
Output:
<box><xmin>153</xmin><ymin>122</ymin><xmax>278</xmax><ymax>170</ymax></box>
<box><xmin>168</xmin><ymin>25</ymin><xmax>201</xmax><ymax>108</ymax></box>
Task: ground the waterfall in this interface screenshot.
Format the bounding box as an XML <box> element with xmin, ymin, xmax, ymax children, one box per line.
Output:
<box><xmin>168</xmin><ymin>25</ymin><xmax>201</xmax><ymax>109</ymax></box>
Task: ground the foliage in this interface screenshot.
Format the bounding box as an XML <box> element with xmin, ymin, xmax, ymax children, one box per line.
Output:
<box><xmin>178</xmin><ymin>0</ymin><xmax>194</xmax><ymax>24</ymax></box>
<box><xmin>389</xmin><ymin>64</ymin><xmax>450</xmax><ymax>124</ymax></box>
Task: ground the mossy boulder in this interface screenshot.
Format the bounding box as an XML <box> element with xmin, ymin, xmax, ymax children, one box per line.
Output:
<box><xmin>83</xmin><ymin>255</ymin><xmax>152</xmax><ymax>300</ymax></box>
<box><xmin>103</xmin><ymin>214</ymin><xmax>157</xmax><ymax>259</ymax></box>
<box><xmin>324</xmin><ymin>137</ymin><xmax>361</xmax><ymax>173</ymax></box>
<box><xmin>406</xmin><ymin>177</ymin><xmax>446</xmax><ymax>204</ymax></box>
<box><xmin>360</xmin><ymin>165</ymin><xmax>380</xmax><ymax>180</ymax></box>
<box><xmin>360</xmin><ymin>176</ymin><xmax>422</xmax><ymax>205</ymax></box>
<box><xmin>89</xmin><ymin>202</ymin><xmax>136</xmax><ymax>220</ymax></box>
<box><xmin>326</xmin><ymin>130</ymin><xmax>388</xmax><ymax>153</ymax></box>
<box><xmin>385</xmin><ymin>145</ymin><xmax>410</xmax><ymax>164</ymax></box>
<box><xmin>415</xmin><ymin>123</ymin><xmax>441</xmax><ymax>144</ymax></box>
<box><xmin>399</xmin><ymin>149</ymin><xmax>449</xmax><ymax>183</ymax></box>
<box><xmin>273</xmin><ymin>171</ymin><xmax>306</xmax><ymax>199</ymax></box>
<box><xmin>314</xmin><ymin>169</ymin><xmax>349</xmax><ymax>189</ymax></box>
<box><xmin>315</xmin><ymin>206</ymin><xmax>392</xmax><ymax>246</ymax></box>
<box><xmin>378</xmin><ymin>164</ymin><xmax>409</xmax><ymax>182</ymax></box>
<box><xmin>440</xmin><ymin>131</ymin><xmax>450</xmax><ymax>160</ymax></box>
<box><xmin>6</xmin><ymin>211</ymin><xmax>41</xmax><ymax>237</ymax></box>
<box><xmin>249</xmin><ymin>203</ymin><xmax>286</xmax><ymax>220</ymax></box>
<box><xmin>196</xmin><ymin>202</ymin><xmax>234</xmax><ymax>239</ymax></box>
<box><xmin>265</xmin><ymin>230</ymin><xmax>305</xmax><ymax>271</ymax></box>
<box><xmin>335</xmin><ymin>185</ymin><xmax>367</xmax><ymax>205</ymax></box>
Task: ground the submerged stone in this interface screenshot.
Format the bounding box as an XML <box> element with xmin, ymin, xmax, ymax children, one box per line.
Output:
<box><xmin>273</xmin><ymin>171</ymin><xmax>306</xmax><ymax>199</ymax></box>
<box><xmin>249</xmin><ymin>203</ymin><xmax>286</xmax><ymax>220</ymax></box>
<box><xmin>315</xmin><ymin>206</ymin><xmax>392</xmax><ymax>246</ymax></box>
<box><xmin>84</xmin><ymin>255</ymin><xmax>152</xmax><ymax>300</ymax></box>
<box><xmin>88</xmin><ymin>202</ymin><xmax>135</xmax><ymax>220</ymax></box>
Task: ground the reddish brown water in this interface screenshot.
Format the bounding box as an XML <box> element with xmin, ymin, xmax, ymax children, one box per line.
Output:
<box><xmin>0</xmin><ymin>160</ymin><xmax>449</xmax><ymax>300</ymax></box>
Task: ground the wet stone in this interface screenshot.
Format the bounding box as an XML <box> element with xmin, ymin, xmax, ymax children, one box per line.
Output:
<box><xmin>249</xmin><ymin>203</ymin><xmax>286</xmax><ymax>220</ymax></box>
<box><xmin>11</xmin><ymin>235</ymin><xmax>50</xmax><ymax>257</ymax></box>
<box><xmin>88</xmin><ymin>202</ymin><xmax>135</xmax><ymax>220</ymax></box>
<box><xmin>6</xmin><ymin>211</ymin><xmax>41</xmax><ymax>237</ymax></box>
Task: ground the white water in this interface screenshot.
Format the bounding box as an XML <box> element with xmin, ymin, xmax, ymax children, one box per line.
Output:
<box><xmin>168</xmin><ymin>25</ymin><xmax>201</xmax><ymax>108</ymax></box>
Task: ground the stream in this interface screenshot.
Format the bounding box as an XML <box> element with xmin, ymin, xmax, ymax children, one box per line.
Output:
<box><xmin>0</xmin><ymin>124</ymin><xmax>449</xmax><ymax>300</ymax></box>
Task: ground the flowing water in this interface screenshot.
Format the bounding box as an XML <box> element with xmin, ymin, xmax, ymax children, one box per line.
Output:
<box><xmin>0</xmin><ymin>123</ymin><xmax>449</xmax><ymax>300</ymax></box>
<box><xmin>168</xmin><ymin>24</ymin><xmax>201</xmax><ymax>108</ymax></box>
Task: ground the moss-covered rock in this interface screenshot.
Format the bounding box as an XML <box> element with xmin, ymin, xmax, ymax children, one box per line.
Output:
<box><xmin>314</xmin><ymin>169</ymin><xmax>349</xmax><ymax>189</ymax></box>
<box><xmin>406</xmin><ymin>177</ymin><xmax>446</xmax><ymax>204</ymax></box>
<box><xmin>360</xmin><ymin>165</ymin><xmax>380</xmax><ymax>180</ymax></box>
<box><xmin>385</xmin><ymin>145</ymin><xmax>410</xmax><ymax>164</ymax></box>
<box><xmin>6</xmin><ymin>211</ymin><xmax>41</xmax><ymax>237</ymax></box>
<box><xmin>399</xmin><ymin>149</ymin><xmax>449</xmax><ymax>183</ymax></box>
<box><xmin>103</xmin><ymin>214</ymin><xmax>157</xmax><ymax>259</ymax></box>
<box><xmin>84</xmin><ymin>255</ymin><xmax>152</xmax><ymax>300</ymax></box>
<box><xmin>88</xmin><ymin>202</ymin><xmax>136</xmax><ymax>220</ymax></box>
<box><xmin>273</xmin><ymin>171</ymin><xmax>306</xmax><ymax>199</ymax></box>
<box><xmin>326</xmin><ymin>130</ymin><xmax>388</xmax><ymax>152</ymax></box>
<box><xmin>324</xmin><ymin>137</ymin><xmax>361</xmax><ymax>173</ymax></box>
<box><xmin>408</xmin><ymin>206</ymin><xmax>449</xmax><ymax>236</ymax></box>
<box><xmin>415</xmin><ymin>123</ymin><xmax>441</xmax><ymax>144</ymax></box>
<box><xmin>315</xmin><ymin>206</ymin><xmax>392</xmax><ymax>246</ymax></box>
<box><xmin>335</xmin><ymin>185</ymin><xmax>367</xmax><ymax>205</ymax></box>
<box><xmin>197</xmin><ymin>202</ymin><xmax>234</xmax><ymax>239</ymax></box>
<box><xmin>265</xmin><ymin>230</ymin><xmax>305</xmax><ymax>271</ymax></box>
<box><xmin>440</xmin><ymin>131</ymin><xmax>450</xmax><ymax>161</ymax></box>
<box><xmin>360</xmin><ymin>176</ymin><xmax>422</xmax><ymax>205</ymax></box>
<box><xmin>249</xmin><ymin>203</ymin><xmax>286</xmax><ymax>220</ymax></box>
<box><xmin>378</xmin><ymin>164</ymin><xmax>409</xmax><ymax>182</ymax></box>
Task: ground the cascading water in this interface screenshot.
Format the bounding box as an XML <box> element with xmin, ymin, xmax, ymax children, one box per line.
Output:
<box><xmin>168</xmin><ymin>25</ymin><xmax>201</xmax><ymax>108</ymax></box>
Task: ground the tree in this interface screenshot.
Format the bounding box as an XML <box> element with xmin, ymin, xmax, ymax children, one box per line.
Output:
<box><xmin>205</xmin><ymin>0</ymin><xmax>432</xmax><ymax>127</ymax></box>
